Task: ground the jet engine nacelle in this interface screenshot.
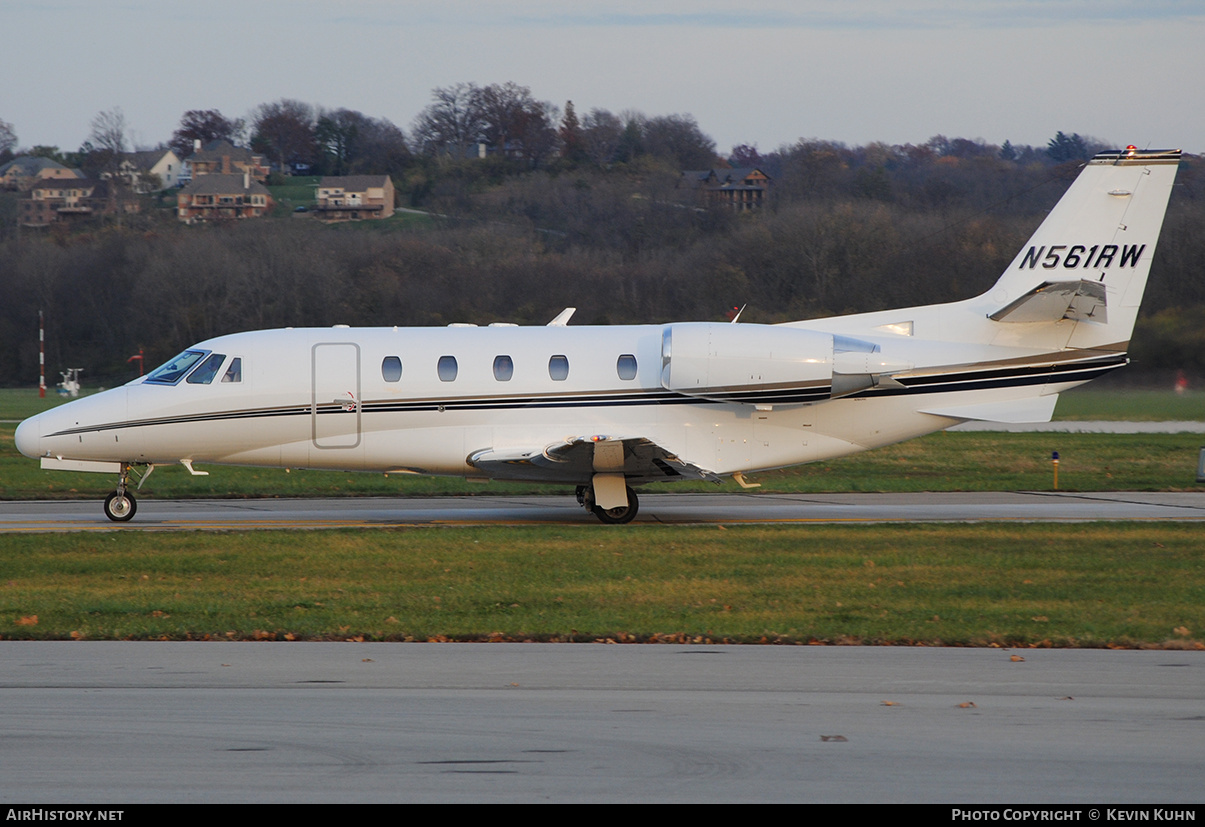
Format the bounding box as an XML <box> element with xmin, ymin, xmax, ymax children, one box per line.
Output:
<box><xmin>659</xmin><ymin>323</ymin><xmax>910</xmax><ymax>405</ymax></box>
<box><xmin>659</xmin><ymin>323</ymin><xmax>833</xmax><ymax>405</ymax></box>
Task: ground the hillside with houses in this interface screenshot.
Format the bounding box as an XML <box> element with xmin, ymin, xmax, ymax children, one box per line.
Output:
<box><xmin>1</xmin><ymin>92</ymin><xmax>1202</xmax><ymax>387</ymax></box>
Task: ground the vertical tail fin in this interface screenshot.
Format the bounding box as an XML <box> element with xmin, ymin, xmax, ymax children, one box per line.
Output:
<box><xmin>983</xmin><ymin>148</ymin><xmax>1180</xmax><ymax>350</ymax></box>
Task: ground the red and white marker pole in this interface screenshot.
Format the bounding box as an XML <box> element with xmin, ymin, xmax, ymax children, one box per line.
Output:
<box><xmin>38</xmin><ymin>310</ymin><xmax>45</xmax><ymax>398</ymax></box>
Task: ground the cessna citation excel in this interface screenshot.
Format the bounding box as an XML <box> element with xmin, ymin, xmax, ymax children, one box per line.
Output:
<box><xmin>15</xmin><ymin>148</ymin><xmax>1181</xmax><ymax>523</ymax></box>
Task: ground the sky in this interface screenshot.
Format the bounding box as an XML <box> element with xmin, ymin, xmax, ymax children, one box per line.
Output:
<box><xmin>3</xmin><ymin>0</ymin><xmax>1203</xmax><ymax>156</ymax></box>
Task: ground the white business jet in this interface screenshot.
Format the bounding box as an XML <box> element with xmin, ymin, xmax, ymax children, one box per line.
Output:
<box><xmin>15</xmin><ymin>148</ymin><xmax>1181</xmax><ymax>523</ymax></box>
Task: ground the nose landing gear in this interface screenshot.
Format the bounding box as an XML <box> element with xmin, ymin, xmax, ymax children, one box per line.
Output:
<box><xmin>103</xmin><ymin>463</ymin><xmax>139</xmax><ymax>522</ymax></box>
<box><xmin>104</xmin><ymin>490</ymin><xmax>136</xmax><ymax>522</ymax></box>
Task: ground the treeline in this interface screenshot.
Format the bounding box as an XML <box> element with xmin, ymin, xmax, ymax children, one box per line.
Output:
<box><xmin>2</xmin><ymin>133</ymin><xmax>1203</xmax><ymax>387</ymax></box>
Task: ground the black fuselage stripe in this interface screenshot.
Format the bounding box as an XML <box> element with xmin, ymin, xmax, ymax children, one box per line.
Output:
<box><xmin>45</xmin><ymin>360</ymin><xmax>1124</xmax><ymax>436</ymax></box>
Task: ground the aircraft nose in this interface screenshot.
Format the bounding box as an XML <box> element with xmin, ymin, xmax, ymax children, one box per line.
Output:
<box><xmin>14</xmin><ymin>416</ymin><xmax>41</xmax><ymax>459</ymax></box>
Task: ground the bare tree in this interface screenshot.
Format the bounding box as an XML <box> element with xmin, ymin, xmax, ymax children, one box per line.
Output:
<box><xmin>513</xmin><ymin>100</ymin><xmax>560</xmax><ymax>167</ymax></box>
<box><xmin>474</xmin><ymin>82</ymin><xmax>533</xmax><ymax>155</ymax></box>
<box><xmin>0</xmin><ymin>117</ymin><xmax>16</xmax><ymax>158</ymax></box>
<box><xmin>642</xmin><ymin>113</ymin><xmax>716</xmax><ymax>169</ymax></box>
<box><xmin>170</xmin><ymin>109</ymin><xmax>244</xmax><ymax>157</ymax></box>
<box><xmin>315</xmin><ymin>108</ymin><xmax>411</xmax><ymax>176</ymax></box>
<box><xmin>581</xmin><ymin>108</ymin><xmax>623</xmax><ymax>167</ymax></box>
<box><xmin>347</xmin><ymin>117</ymin><xmax>411</xmax><ymax>176</ymax></box>
<box><xmin>87</xmin><ymin>107</ymin><xmax>129</xmax><ymax>175</ymax></box>
<box><xmin>315</xmin><ymin>108</ymin><xmax>361</xmax><ymax>175</ymax></box>
<box><xmin>411</xmin><ymin>83</ymin><xmax>485</xmax><ymax>157</ymax></box>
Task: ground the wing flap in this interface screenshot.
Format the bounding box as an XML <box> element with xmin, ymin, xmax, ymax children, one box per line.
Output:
<box><xmin>468</xmin><ymin>435</ymin><xmax>720</xmax><ymax>484</ymax></box>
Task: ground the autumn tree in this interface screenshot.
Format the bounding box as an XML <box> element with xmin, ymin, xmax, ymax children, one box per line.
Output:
<box><xmin>729</xmin><ymin>144</ymin><xmax>763</xmax><ymax>167</ymax></box>
<box><xmin>559</xmin><ymin>101</ymin><xmax>585</xmax><ymax>164</ymax></box>
<box><xmin>251</xmin><ymin>99</ymin><xmax>316</xmax><ymax>173</ymax></box>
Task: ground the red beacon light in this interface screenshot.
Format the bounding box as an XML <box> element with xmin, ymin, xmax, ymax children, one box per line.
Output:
<box><xmin>1125</xmin><ymin>145</ymin><xmax>1138</xmax><ymax>156</ymax></box>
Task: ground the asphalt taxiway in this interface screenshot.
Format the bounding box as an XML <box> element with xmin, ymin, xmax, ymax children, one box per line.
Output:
<box><xmin>3</xmin><ymin>642</ymin><xmax>1202</xmax><ymax>804</ymax></box>
<box><xmin>1</xmin><ymin>490</ymin><xmax>1204</xmax><ymax>531</ymax></box>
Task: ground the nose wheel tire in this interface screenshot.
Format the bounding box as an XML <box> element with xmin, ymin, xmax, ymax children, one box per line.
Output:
<box><xmin>104</xmin><ymin>491</ymin><xmax>137</xmax><ymax>522</ymax></box>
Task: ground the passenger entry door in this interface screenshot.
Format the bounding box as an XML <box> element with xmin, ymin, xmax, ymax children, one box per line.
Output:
<box><xmin>312</xmin><ymin>343</ymin><xmax>361</xmax><ymax>449</ymax></box>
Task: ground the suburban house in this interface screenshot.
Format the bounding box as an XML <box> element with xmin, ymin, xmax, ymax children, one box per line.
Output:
<box><xmin>311</xmin><ymin>175</ymin><xmax>395</xmax><ymax>221</ymax></box>
<box><xmin>176</xmin><ymin>173</ymin><xmax>273</xmax><ymax>223</ymax></box>
<box><xmin>1</xmin><ymin>156</ymin><xmax>82</xmax><ymax>191</ymax></box>
<box><xmin>680</xmin><ymin>167</ymin><xmax>771</xmax><ymax>211</ymax></box>
<box><xmin>181</xmin><ymin>139</ymin><xmax>269</xmax><ymax>185</ymax></box>
<box><xmin>107</xmin><ymin>149</ymin><xmax>183</xmax><ymax>192</ymax></box>
<box><xmin>19</xmin><ymin>179</ymin><xmax>137</xmax><ymax>226</ymax></box>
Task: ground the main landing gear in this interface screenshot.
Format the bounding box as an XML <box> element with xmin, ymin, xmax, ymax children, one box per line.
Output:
<box><xmin>576</xmin><ymin>483</ymin><xmax>640</xmax><ymax>525</ymax></box>
<box><xmin>103</xmin><ymin>463</ymin><xmax>138</xmax><ymax>522</ymax></box>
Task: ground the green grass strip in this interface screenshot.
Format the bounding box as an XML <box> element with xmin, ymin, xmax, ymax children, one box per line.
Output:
<box><xmin>4</xmin><ymin>426</ymin><xmax>1201</xmax><ymax>499</ymax></box>
<box><xmin>2</xmin><ymin>524</ymin><xmax>1202</xmax><ymax>647</ymax></box>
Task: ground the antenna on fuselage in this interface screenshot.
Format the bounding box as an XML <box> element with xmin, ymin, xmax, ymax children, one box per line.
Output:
<box><xmin>547</xmin><ymin>307</ymin><xmax>576</xmax><ymax>326</ymax></box>
<box><xmin>728</xmin><ymin>305</ymin><xmax>746</xmax><ymax>324</ymax></box>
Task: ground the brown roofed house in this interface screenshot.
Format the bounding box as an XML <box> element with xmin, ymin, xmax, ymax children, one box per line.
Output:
<box><xmin>1</xmin><ymin>156</ymin><xmax>83</xmax><ymax>191</ymax></box>
<box><xmin>177</xmin><ymin>173</ymin><xmax>273</xmax><ymax>223</ymax></box>
<box><xmin>185</xmin><ymin>140</ymin><xmax>269</xmax><ymax>182</ymax></box>
<box><xmin>20</xmin><ymin>179</ymin><xmax>137</xmax><ymax>226</ymax></box>
<box><xmin>312</xmin><ymin>175</ymin><xmax>395</xmax><ymax>221</ymax></box>
<box><xmin>680</xmin><ymin>167</ymin><xmax>771</xmax><ymax>211</ymax></box>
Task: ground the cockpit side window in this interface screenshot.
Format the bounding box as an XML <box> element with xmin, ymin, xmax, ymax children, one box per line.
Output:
<box><xmin>186</xmin><ymin>353</ymin><xmax>227</xmax><ymax>385</ymax></box>
<box><xmin>221</xmin><ymin>357</ymin><xmax>242</xmax><ymax>383</ymax></box>
<box><xmin>145</xmin><ymin>349</ymin><xmax>209</xmax><ymax>385</ymax></box>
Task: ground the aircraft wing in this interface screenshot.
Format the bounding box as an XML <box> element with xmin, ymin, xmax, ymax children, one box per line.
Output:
<box><xmin>467</xmin><ymin>436</ymin><xmax>721</xmax><ymax>485</ymax></box>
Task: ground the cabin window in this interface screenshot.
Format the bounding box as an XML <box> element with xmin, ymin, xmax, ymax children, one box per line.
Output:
<box><xmin>186</xmin><ymin>353</ymin><xmax>227</xmax><ymax>385</ymax></box>
<box><xmin>438</xmin><ymin>355</ymin><xmax>458</xmax><ymax>382</ymax></box>
<box><xmin>381</xmin><ymin>356</ymin><xmax>402</xmax><ymax>382</ymax></box>
<box><xmin>221</xmin><ymin>357</ymin><xmax>242</xmax><ymax>383</ymax></box>
<box><xmin>548</xmin><ymin>355</ymin><xmax>569</xmax><ymax>381</ymax></box>
<box><xmin>616</xmin><ymin>354</ymin><xmax>638</xmax><ymax>380</ymax></box>
<box><xmin>145</xmin><ymin>349</ymin><xmax>209</xmax><ymax>385</ymax></box>
<box><xmin>493</xmin><ymin>355</ymin><xmax>514</xmax><ymax>382</ymax></box>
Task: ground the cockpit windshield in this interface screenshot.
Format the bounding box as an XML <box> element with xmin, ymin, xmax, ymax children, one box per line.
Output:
<box><xmin>186</xmin><ymin>353</ymin><xmax>227</xmax><ymax>385</ymax></box>
<box><xmin>145</xmin><ymin>350</ymin><xmax>210</xmax><ymax>385</ymax></box>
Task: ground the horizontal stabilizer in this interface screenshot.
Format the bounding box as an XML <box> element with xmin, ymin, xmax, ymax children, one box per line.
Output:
<box><xmin>990</xmin><ymin>280</ymin><xmax>1107</xmax><ymax>324</ymax></box>
<box><xmin>920</xmin><ymin>394</ymin><xmax>1059</xmax><ymax>424</ymax></box>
